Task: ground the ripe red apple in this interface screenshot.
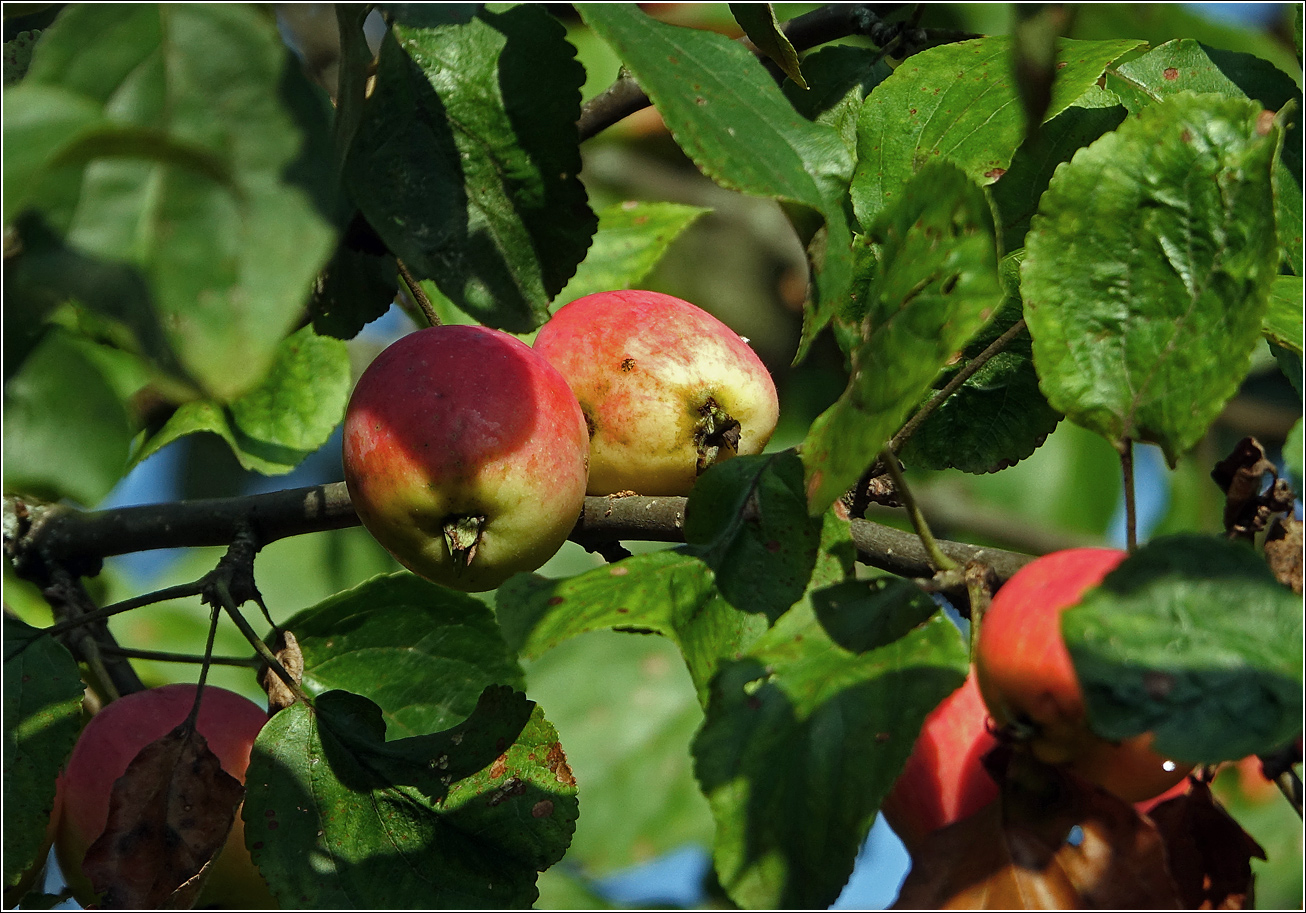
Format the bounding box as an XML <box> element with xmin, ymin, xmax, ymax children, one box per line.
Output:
<box><xmin>54</xmin><ymin>683</ymin><xmax>275</xmax><ymax>908</ymax></box>
<box><xmin>533</xmin><ymin>290</ymin><xmax>780</xmax><ymax>496</ymax></box>
<box><xmin>343</xmin><ymin>325</ymin><xmax>590</xmax><ymax>592</ymax></box>
<box><xmin>881</xmin><ymin>669</ymin><xmax>1000</xmax><ymax>854</ymax></box>
<box><xmin>975</xmin><ymin>547</ymin><xmax>1193</xmax><ymax>803</ymax></box>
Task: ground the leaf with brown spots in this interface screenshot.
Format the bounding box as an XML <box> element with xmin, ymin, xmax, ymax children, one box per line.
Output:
<box><xmin>81</xmin><ymin>722</ymin><xmax>244</xmax><ymax>909</ymax></box>
<box><xmin>1146</xmin><ymin>780</ymin><xmax>1265</xmax><ymax>910</ymax></box>
<box><xmin>893</xmin><ymin>750</ymin><xmax>1181</xmax><ymax>909</ymax></box>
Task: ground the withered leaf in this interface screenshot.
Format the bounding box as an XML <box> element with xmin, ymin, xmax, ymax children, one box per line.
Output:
<box><xmin>1263</xmin><ymin>516</ymin><xmax>1303</xmax><ymax>595</ymax></box>
<box><xmin>1146</xmin><ymin>780</ymin><xmax>1266</xmax><ymax>910</ymax></box>
<box><xmin>81</xmin><ymin>722</ymin><xmax>245</xmax><ymax>909</ymax></box>
<box><xmin>894</xmin><ymin>749</ymin><xmax>1181</xmax><ymax>909</ymax></box>
<box><xmin>257</xmin><ymin>628</ymin><xmax>305</xmax><ymax>712</ymax></box>
<box><xmin>1210</xmin><ymin>437</ymin><xmax>1290</xmax><ymax>540</ymax></box>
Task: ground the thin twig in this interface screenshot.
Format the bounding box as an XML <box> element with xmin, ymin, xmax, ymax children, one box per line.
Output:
<box><xmin>889</xmin><ymin>318</ymin><xmax>1029</xmax><ymax>456</ymax></box>
<box><xmin>97</xmin><ymin>645</ymin><xmax>261</xmax><ymax>668</ymax></box>
<box><xmin>40</xmin><ymin>579</ymin><xmax>208</xmax><ymax>639</ymax></box>
<box><xmin>397</xmin><ymin>259</ymin><xmax>440</xmax><ymax>328</ymax></box>
<box><xmin>879</xmin><ymin>447</ymin><xmax>959</xmax><ymax>573</ymax></box>
<box><xmin>214</xmin><ymin>579</ymin><xmax>310</xmax><ymax>706</ymax></box>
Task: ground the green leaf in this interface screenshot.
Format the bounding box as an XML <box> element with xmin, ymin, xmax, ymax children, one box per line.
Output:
<box><xmin>553</xmin><ymin>201</ymin><xmax>710</xmax><ymax>309</ymax></box>
<box><xmin>575</xmin><ymin>3</ymin><xmax>854</xmax><ymax>362</ymax></box>
<box><xmin>781</xmin><ymin>45</ymin><xmax>892</xmax><ymax>155</ymax></box>
<box><xmin>900</xmin><ymin>256</ymin><xmax>1063</xmax><ymax>474</ymax></box>
<box><xmin>131</xmin><ymin>327</ymin><xmax>350</xmax><ymax>476</ymax></box>
<box><xmin>3</xmin><ymin>619</ymin><xmax>84</xmax><ymax>897</ymax></box>
<box><xmin>1265</xmin><ymin>275</ymin><xmax>1304</xmax><ymax>354</ymax></box>
<box><xmin>730</xmin><ymin>4</ymin><xmax>805</xmax><ymax>88</ymax></box>
<box><xmin>1285</xmin><ymin>419</ymin><xmax>1303</xmax><ymax>489</ymax></box>
<box><xmin>1021</xmin><ymin>92</ymin><xmax>1281</xmax><ymax>464</ymax></box>
<box><xmin>245</xmin><ymin>685</ymin><xmax>575</xmax><ymax>908</ymax></box>
<box><xmin>347</xmin><ymin>7</ymin><xmax>596</xmax><ymax>332</ymax></box>
<box><xmin>1107</xmin><ymin>40</ymin><xmax>1303</xmax><ymax>274</ymax></box>
<box><xmin>309</xmin><ymin>224</ymin><xmax>400</xmax><ymax>341</ymax></box>
<box><xmin>2</xmin><ymin>29</ymin><xmax>40</xmax><ymax>86</ymax></box>
<box><xmin>521</xmin><ymin>631</ymin><xmax>713</xmax><ymax>875</ymax></box>
<box><xmin>990</xmin><ymin>85</ymin><xmax>1128</xmax><ymax>255</ymax></box>
<box><xmin>3</xmin><ymin>328</ymin><xmax>133</xmax><ymax>505</ymax></box>
<box><xmin>692</xmin><ymin>590</ymin><xmax>967</xmax><ymax>908</ymax></box>
<box><xmin>6</xmin><ymin>4</ymin><xmax>337</xmax><ymax>401</ymax></box>
<box><xmin>852</xmin><ymin>36</ymin><xmax>1143</xmax><ymax>231</ymax></box>
<box><xmin>1064</xmin><ymin>534</ymin><xmax>1303</xmax><ymax>763</ymax></box>
<box><xmin>497</xmin><ymin>452</ymin><xmax>853</xmax><ymax>702</ymax></box>
<box><xmin>801</xmin><ymin>162</ymin><xmax>1003</xmax><ymax>514</ymax></box>
<box><xmin>282</xmin><ymin>573</ymin><xmax>525</xmax><ymax>737</ymax></box>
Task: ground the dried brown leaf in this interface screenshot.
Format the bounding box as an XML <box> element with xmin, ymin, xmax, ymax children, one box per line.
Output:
<box><xmin>894</xmin><ymin>749</ymin><xmax>1182</xmax><ymax>909</ymax></box>
<box><xmin>81</xmin><ymin>722</ymin><xmax>244</xmax><ymax>909</ymax></box>
<box><xmin>1263</xmin><ymin>516</ymin><xmax>1303</xmax><ymax>595</ymax></box>
<box><xmin>1146</xmin><ymin>780</ymin><xmax>1266</xmax><ymax>910</ymax></box>
<box><xmin>257</xmin><ymin>628</ymin><xmax>304</xmax><ymax>712</ymax></box>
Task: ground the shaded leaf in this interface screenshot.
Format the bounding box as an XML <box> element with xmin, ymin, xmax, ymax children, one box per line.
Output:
<box><xmin>1021</xmin><ymin>92</ymin><xmax>1281</xmax><ymax>464</ymax></box>
<box><xmin>1108</xmin><ymin>39</ymin><xmax>1303</xmax><ymax>273</ymax></box>
<box><xmin>3</xmin><ymin>29</ymin><xmax>40</xmax><ymax>86</ymax></box>
<box><xmin>6</xmin><ymin>4</ymin><xmax>337</xmax><ymax>400</ymax></box>
<box><xmin>900</xmin><ymin>255</ymin><xmax>1063</xmax><ymax>474</ymax></box>
<box><xmin>852</xmin><ymin>36</ymin><xmax>1143</xmax><ymax>230</ymax></box>
<box><xmin>348</xmin><ymin>7</ymin><xmax>595</xmax><ymax>331</ymax></box>
<box><xmin>497</xmin><ymin>452</ymin><xmax>850</xmax><ymax>703</ymax></box>
<box><xmin>1064</xmin><ymin>534</ymin><xmax>1303</xmax><ymax>763</ymax></box>
<box><xmin>82</xmin><ymin>723</ymin><xmax>245</xmax><ymax>909</ymax></box>
<box><xmin>3</xmin><ymin>328</ymin><xmax>133</xmax><ymax>506</ymax></box>
<box><xmin>693</xmin><ymin>591</ymin><xmax>967</xmax><ymax>908</ymax></box>
<box><xmin>3</xmin><ymin>619</ymin><xmax>83</xmax><ymax>896</ymax></box>
<box><xmin>1147</xmin><ymin>779</ymin><xmax>1266</xmax><ymax>909</ymax></box>
<box><xmin>553</xmin><ymin>201</ymin><xmax>710</xmax><ymax>309</ymax></box>
<box><xmin>730</xmin><ymin>3</ymin><xmax>805</xmax><ymax>88</ymax></box>
<box><xmin>282</xmin><ymin>573</ymin><xmax>525</xmax><ymax>736</ymax></box>
<box><xmin>309</xmin><ymin>216</ymin><xmax>400</xmax><ymax>341</ymax></box>
<box><xmin>782</xmin><ymin>45</ymin><xmax>892</xmax><ymax>154</ymax></box>
<box><xmin>801</xmin><ymin>162</ymin><xmax>1003</xmax><ymax>514</ymax></box>
<box><xmin>576</xmin><ymin>3</ymin><xmax>853</xmax><ymax>362</ymax></box>
<box><xmin>894</xmin><ymin>750</ymin><xmax>1181</xmax><ymax>909</ymax></box>
<box><xmin>245</xmin><ymin>685</ymin><xmax>574</xmax><ymax>909</ymax></box>
<box><xmin>131</xmin><ymin>327</ymin><xmax>350</xmax><ymax>476</ymax></box>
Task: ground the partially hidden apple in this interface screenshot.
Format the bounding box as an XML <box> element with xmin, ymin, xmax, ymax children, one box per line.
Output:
<box><xmin>533</xmin><ymin>290</ymin><xmax>780</xmax><ymax>496</ymax></box>
<box><xmin>343</xmin><ymin>325</ymin><xmax>590</xmax><ymax>592</ymax></box>
<box><xmin>881</xmin><ymin>669</ymin><xmax>1000</xmax><ymax>855</ymax></box>
<box><xmin>975</xmin><ymin>547</ymin><xmax>1193</xmax><ymax>803</ymax></box>
<box><xmin>54</xmin><ymin>683</ymin><xmax>275</xmax><ymax>908</ymax></box>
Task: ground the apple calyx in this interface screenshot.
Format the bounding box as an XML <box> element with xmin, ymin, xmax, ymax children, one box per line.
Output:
<box><xmin>442</xmin><ymin>514</ymin><xmax>487</xmax><ymax>572</ymax></box>
<box><xmin>694</xmin><ymin>396</ymin><xmax>742</xmax><ymax>474</ymax></box>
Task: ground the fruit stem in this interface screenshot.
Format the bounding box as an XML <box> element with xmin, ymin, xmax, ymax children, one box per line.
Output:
<box><xmin>397</xmin><ymin>259</ymin><xmax>441</xmax><ymax>328</ymax></box>
<box><xmin>695</xmin><ymin>397</ymin><xmax>743</xmax><ymax>474</ymax></box>
<box><xmin>1275</xmin><ymin>768</ymin><xmax>1304</xmax><ymax>819</ymax></box>
<box><xmin>443</xmin><ymin>515</ymin><xmax>487</xmax><ymax>572</ymax></box>
<box><xmin>880</xmin><ymin>447</ymin><xmax>959</xmax><ymax>573</ymax></box>
<box><xmin>1120</xmin><ymin>438</ymin><xmax>1138</xmax><ymax>551</ymax></box>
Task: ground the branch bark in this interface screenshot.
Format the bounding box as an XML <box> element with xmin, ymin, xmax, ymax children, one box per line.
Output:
<box><xmin>6</xmin><ymin>482</ymin><xmax>1035</xmax><ymax>596</ymax></box>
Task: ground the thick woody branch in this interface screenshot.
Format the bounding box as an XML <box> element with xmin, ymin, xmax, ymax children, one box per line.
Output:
<box><xmin>6</xmin><ymin>483</ymin><xmax>1034</xmax><ymax>597</ymax></box>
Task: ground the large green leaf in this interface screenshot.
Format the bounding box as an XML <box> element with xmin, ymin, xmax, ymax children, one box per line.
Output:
<box><xmin>1021</xmin><ymin>92</ymin><xmax>1281</xmax><ymax>463</ymax></box>
<box><xmin>553</xmin><ymin>201</ymin><xmax>710</xmax><ymax>309</ymax></box>
<box><xmin>244</xmin><ymin>686</ymin><xmax>575</xmax><ymax>908</ymax></box>
<box><xmin>497</xmin><ymin>451</ymin><xmax>851</xmax><ymax>703</ymax></box>
<box><xmin>1064</xmin><ymin>535</ymin><xmax>1303</xmax><ymax>763</ymax></box>
<box><xmin>852</xmin><ymin>36</ymin><xmax>1143</xmax><ymax>231</ymax></box>
<box><xmin>1265</xmin><ymin>275</ymin><xmax>1304</xmax><ymax>355</ymax></box>
<box><xmin>693</xmin><ymin>587</ymin><xmax>967</xmax><ymax>908</ymax></box>
<box><xmin>4</xmin><ymin>4</ymin><xmax>337</xmax><ymax>401</ymax></box>
<box><xmin>1107</xmin><ymin>40</ymin><xmax>1303</xmax><ymax>273</ymax></box>
<box><xmin>130</xmin><ymin>327</ymin><xmax>350</xmax><ymax>476</ymax></box>
<box><xmin>346</xmin><ymin>7</ymin><xmax>596</xmax><ymax>332</ymax></box>
<box><xmin>575</xmin><ymin>3</ymin><xmax>854</xmax><ymax>361</ymax></box>
<box><xmin>801</xmin><ymin>162</ymin><xmax>1003</xmax><ymax>514</ymax></box>
<box><xmin>281</xmin><ymin>573</ymin><xmax>525</xmax><ymax>737</ymax></box>
<box><xmin>899</xmin><ymin>254</ymin><xmax>1063</xmax><ymax>474</ymax></box>
<box><xmin>3</xmin><ymin>619</ymin><xmax>84</xmax><ymax>897</ymax></box>
<box><xmin>3</xmin><ymin>328</ymin><xmax>133</xmax><ymax>506</ymax></box>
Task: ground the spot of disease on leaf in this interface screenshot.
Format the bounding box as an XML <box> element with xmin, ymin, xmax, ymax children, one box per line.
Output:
<box><xmin>985</xmin><ymin>168</ymin><xmax>1006</xmax><ymax>179</ymax></box>
<box><xmin>1056</xmin><ymin>61</ymin><xmax>1068</xmax><ymax>69</ymax></box>
<box><xmin>610</xmin><ymin>566</ymin><xmax>629</xmax><ymax>576</ymax></box>
<box><xmin>532</xmin><ymin>800</ymin><xmax>555</xmax><ymax>818</ymax></box>
<box><xmin>668</xmin><ymin>56</ymin><xmax>679</xmax><ymax>65</ymax></box>
<box><xmin>695</xmin><ymin>97</ymin><xmax>707</xmax><ymax>106</ymax></box>
<box><xmin>765</xmin><ymin>540</ymin><xmax>781</xmax><ymax>553</ymax></box>
<box><xmin>1163</xmin><ymin>67</ymin><xmax>1179</xmax><ymax>80</ymax></box>
<box><xmin>547</xmin><ymin>596</ymin><xmax>564</xmax><ymax>607</ymax></box>
<box><xmin>1257</xmin><ymin>110</ymin><xmax>1276</xmax><ymax>136</ymax></box>
<box><xmin>1144</xmin><ymin>671</ymin><xmax>1176</xmax><ymax>700</ymax></box>
<box><xmin>489</xmin><ymin>754</ymin><xmax>508</xmax><ymax>779</ymax></box>
<box><xmin>547</xmin><ymin>742</ymin><xmax>577</xmax><ymax>787</ymax></box>
<box><xmin>1180</xmin><ymin>129</ymin><xmax>1193</xmax><ymax>143</ymax></box>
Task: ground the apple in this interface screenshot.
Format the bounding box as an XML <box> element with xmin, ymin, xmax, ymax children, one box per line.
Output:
<box><xmin>975</xmin><ymin>547</ymin><xmax>1193</xmax><ymax>803</ymax></box>
<box><xmin>881</xmin><ymin>669</ymin><xmax>1000</xmax><ymax>854</ymax></box>
<box><xmin>343</xmin><ymin>325</ymin><xmax>590</xmax><ymax>592</ymax></box>
<box><xmin>533</xmin><ymin>290</ymin><xmax>780</xmax><ymax>496</ymax></box>
<box><xmin>54</xmin><ymin>683</ymin><xmax>275</xmax><ymax>908</ymax></box>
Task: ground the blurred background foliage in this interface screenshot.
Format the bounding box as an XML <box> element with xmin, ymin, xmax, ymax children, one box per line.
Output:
<box><xmin>3</xmin><ymin>2</ymin><xmax>1301</xmax><ymax>908</ymax></box>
